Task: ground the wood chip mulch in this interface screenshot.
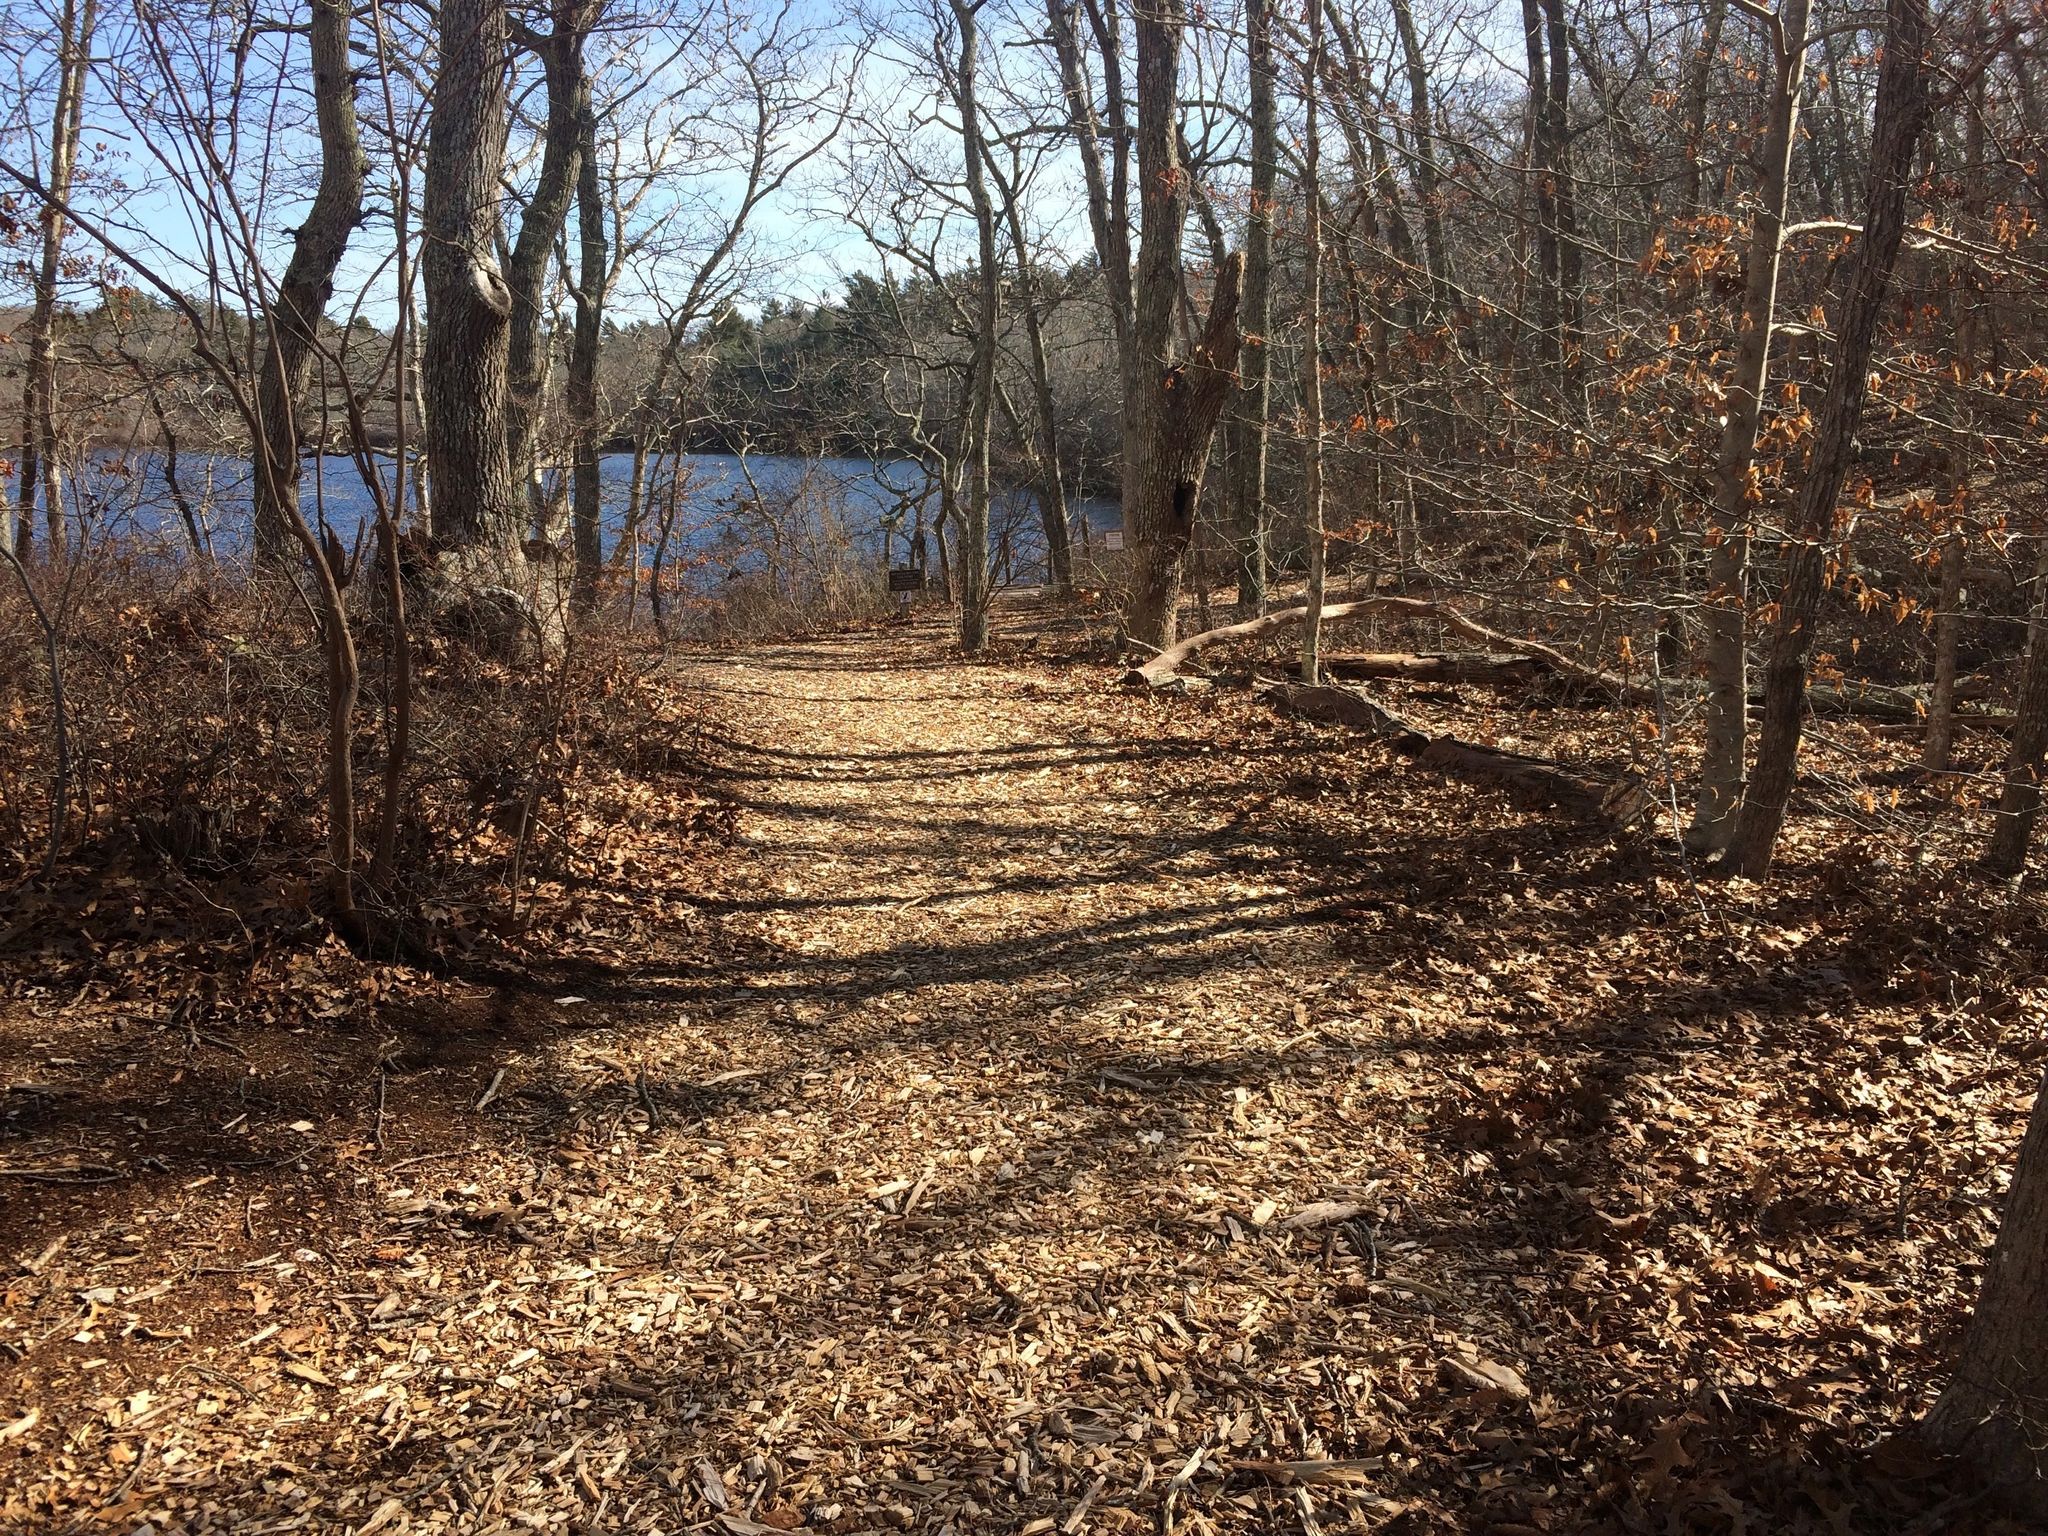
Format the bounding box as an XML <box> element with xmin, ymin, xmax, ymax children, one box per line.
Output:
<box><xmin>1</xmin><ymin>594</ymin><xmax>2041</xmax><ymax>1534</ymax></box>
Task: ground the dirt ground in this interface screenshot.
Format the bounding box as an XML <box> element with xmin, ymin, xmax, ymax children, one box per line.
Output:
<box><xmin>1</xmin><ymin>594</ymin><xmax>2040</xmax><ymax>1534</ymax></box>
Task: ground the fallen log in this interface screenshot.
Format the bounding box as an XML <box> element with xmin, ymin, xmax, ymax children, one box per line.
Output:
<box><xmin>1126</xmin><ymin>595</ymin><xmax>1641</xmax><ymax>699</ymax></box>
<box><xmin>1417</xmin><ymin>737</ymin><xmax>1653</xmax><ymax>826</ymax></box>
<box><xmin>1261</xmin><ymin>682</ymin><xmax>1428</xmax><ymax>751</ymax></box>
<box><xmin>1261</xmin><ymin>681</ymin><xmax>1651</xmax><ymax>830</ymax></box>
<box><xmin>1867</xmin><ymin>713</ymin><xmax>2016</xmax><ymax>736</ymax></box>
<box><xmin>1321</xmin><ymin>651</ymin><xmax>1549</xmax><ymax>686</ymax></box>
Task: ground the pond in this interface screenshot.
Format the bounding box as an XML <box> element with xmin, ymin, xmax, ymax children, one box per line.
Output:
<box><xmin>52</xmin><ymin>449</ymin><xmax>1122</xmax><ymax>592</ymax></box>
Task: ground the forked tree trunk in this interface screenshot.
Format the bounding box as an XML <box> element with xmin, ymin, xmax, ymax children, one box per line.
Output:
<box><xmin>505</xmin><ymin>2</ymin><xmax>591</xmax><ymax>514</ymax></box>
<box><xmin>1729</xmin><ymin>0</ymin><xmax>1933</xmax><ymax>878</ymax></box>
<box><xmin>14</xmin><ymin>0</ymin><xmax>96</xmax><ymax>560</ymax></box>
<box><xmin>1922</xmin><ymin>1068</ymin><xmax>2048</xmax><ymax>1518</ymax></box>
<box><xmin>424</xmin><ymin>0</ymin><xmax>523</xmax><ymax>555</ymax></box>
<box><xmin>1122</xmin><ymin>0</ymin><xmax>1243</xmax><ymax>650</ymax></box>
<box><xmin>252</xmin><ymin>0</ymin><xmax>366</xmax><ymax>567</ymax></box>
<box><xmin>1685</xmin><ymin>0</ymin><xmax>1811</xmax><ymax>854</ymax></box>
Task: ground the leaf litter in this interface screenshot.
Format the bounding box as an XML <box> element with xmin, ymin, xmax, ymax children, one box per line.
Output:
<box><xmin>0</xmin><ymin>593</ymin><xmax>2041</xmax><ymax>1534</ymax></box>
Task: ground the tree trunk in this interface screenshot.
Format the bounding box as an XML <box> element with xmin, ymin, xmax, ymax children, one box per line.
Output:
<box><xmin>14</xmin><ymin>0</ymin><xmax>96</xmax><ymax>560</ymax></box>
<box><xmin>1298</xmin><ymin>0</ymin><xmax>1327</xmax><ymax>683</ymax></box>
<box><xmin>949</xmin><ymin>0</ymin><xmax>998</xmax><ymax>652</ymax></box>
<box><xmin>424</xmin><ymin>0</ymin><xmax>522</xmax><ymax>556</ymax></box>
<box><xmin>569</xmin><ymin>98</ymin><xmax>605</xmax><ymax>614</ymax></box>
<box><xmin>1924</xmin><ymin>14</ymin><xmax>1984</xmax><ymax>774</ymax></box>
<box><xmin>982</xmin><ymin>136</ymin><xmax>1072</xmax><ymax>597</ymax></box>
<box><xmin>252</xmin><ymin>0</ymin><xmax>366</xmax><ymax>567</ymax></box>
<box><xmin>1729</xmin><ymin>0</ymin><xmax>1933</xmax><ymax>878</ymax></box>
<box><xmin>1685</xmin><ymin>0</ymin><xmax>1811</xmax><ymax>854</ymax></box>
<box><xmin>1540</xmin><ymin>0</ymin><xmax>1581</xmax><ymax>393</ymax></box>
<box><xmin>1924</xmin><ymin>521</ymin><xmax>1969</xmax><ymax>772</ymax></box>
<box><xmin>1678</xmin><ymin>0</ymin><xmax>1726</xmax><ymax>220</ymax></box>
<box><xmin>1225</xmin><ymin>0</ymin><xmax>1277</xmax><ymax>617</ymax></box>
<box><xmin>1921</xmin><ymin>1067</ymin><xmax>2048</xmax><ymax>1518</ymax></box>
<box><xmin>1985</xmin><ymin>535</ymin><xmax>2048</xmax><ymax>876</ymax></box>
<box><xmin>1519</xmin><ymin>0</ymin><xmax>1558</xmax><ymax>373</ymax></box>
<box><xmin>504</xmin><ymin>2</ymin><xmax>591</xmax><ymax>514</ymax></box>
<box><xmin>1043</xmin><ymin>0</ymin><xmax>1132</xmax><ymax>356</ymax></box>
<box><xmin>1388</xmin><ymin>0</ymin><xmax>1453</xmax><ymax>312</ymax></box>
<box><xmin>1122</xmin><ymin>0</ymin><xmax>1243</xmax><ymax>650</ymax></box>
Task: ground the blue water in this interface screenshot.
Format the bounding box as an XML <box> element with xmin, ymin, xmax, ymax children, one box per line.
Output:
<box><xmin>56</xmin><ymin>449</ymin><xmax>1119</xmax><ymax>589</ymax></box>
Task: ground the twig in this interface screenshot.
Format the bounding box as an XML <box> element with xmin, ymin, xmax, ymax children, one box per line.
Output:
<box><xmin>636</xmin><ymin>1066</ymin><xmax>663</xmax><ymax>1129</ymax></box>
<box><xmin>380</xmin><ymin>1149</ymin><xmax>473</xmax><ymax>1172</ymax></box>
<box><xmin>0</xmin><ymin>1164</ymin><xmax>120</xmax><ymax>1183</ymax></box>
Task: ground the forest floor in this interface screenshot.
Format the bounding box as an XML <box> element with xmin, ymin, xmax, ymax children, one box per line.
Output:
<box><xmin>1</xmin><ymin>591</ymin><xmax>2043</xmax><ymax>1535</ymax></box>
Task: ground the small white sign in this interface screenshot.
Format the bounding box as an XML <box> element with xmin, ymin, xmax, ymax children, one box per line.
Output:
<box><xmin>1103</xmin><ymin>529</ymin><xmax>1125</xmax><ymax>552</ymax></box>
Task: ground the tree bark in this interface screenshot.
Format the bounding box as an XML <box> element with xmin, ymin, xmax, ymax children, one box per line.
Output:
<box><xmin>1323</xmin><ymin>652</ymin><xmax>1548</xmax><ymax>685</ymax></box>
<box><xmin>1924</xmin><ymin>10</ymin><xmax>1984</xmax><ymax>774</ymax></box>
<box><xmin>1225</xmin><ymin>0</ymin><xmax>1277</xmax><ymax>616</ymax></box>
<box><xmin>1043</xmin><ymin>0</ymin><xmax>1132</xmax><ymax>356</ymax></box>
<box><xmin>1685</xmin><ymin>0</ymin><xmax>1811</xmax><ymax>854</ymax></box>
<box><xmin>1728</xmin><ymin>0</ymin><xmax>1933</xmax><ymax>878</ymax></box>
<box><xmin>569</xmin><ymin>98</ymin><xmax>605</xmax><ymax>613</ymax></box>
<box><xmin>1121</xmin><ymin>0</ymin><xmax>1242</xmax><ymax>649</ymax></box>
<box><xmin>1388</xmin><ymin>0</ymin><xmax>1453</xmax><ymax>313</ymax></box>
<box><xmin>1298</xmin><ymin>0</ymin><xmax>1327</xmax><ymax>683</ymax></box>
<box><xmin>424</xmin><ymin>0</ymin><xmax>523</xmax><ymax>556</ymax></box>
<box><xmin>252</xmin><ymin>0</ymin><xmax>367</xmax><ymax>567</ymax></box>
<box><xmin>1922</xmin><ymin>1067</ymin><xmax>2048</xmax><ymax>1518</ymax></box>
<box><xmin>987</xmin><ymin>160</ymin><xmax>1072</xmax><ymax>596</ymax></box>
<box><xmin>504</xmin><ymin>1</ymin><xmax>591</xmax><ymax>514</ymax></box>
<box><xmin>1519</xmin><ymin>0</ymin><xmax>1558</xmax><ymax>373</ymax></box>
<box><xmin>1985</xmin><ymin>535</ymin><xmax>2048</xmax><ymax>876</ymax></box>
<box><xmin>949</xmin><ymin>0</ymin><xmax>999</xmax><ymax>652</ymax></box>
<box><xmin>14</xmin><ymin>0</ymin><xmax>96</xmax><ymax>560</ymax></box>
<box><xmin>1678</xmin><ymin>0</ymin><xmax>1726</xmax><ymax>220</ymax></box>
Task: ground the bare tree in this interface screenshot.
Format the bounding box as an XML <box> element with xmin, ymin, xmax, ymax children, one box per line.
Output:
<box><xmin>1297</xmin><ymin>0</ymin><xmax>1327</xmax><ymax>682</ymax></box>
<box><xmin>1923</xmin><ymin>0</ymin><xmax>1987</xmax><ymax>773</ymax></box>
<box><xmin>946</xmin><ymin>0</ymin><xmax>998</xmax><ymax>650</ymax></box>
<box><xmin>1730</xmin><ymin>0</ymin><xmax>1935</xmax><ymax>877</ymax></box>
<box><xmin>13</xmin><ymin>0</ymin><xmax>97</xmax><ymax>559</ymax></box>
<box><xmin>1685</xmin><ymin>0</ymin><xmax>1812</xmax><ymax>854</ymax></box>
